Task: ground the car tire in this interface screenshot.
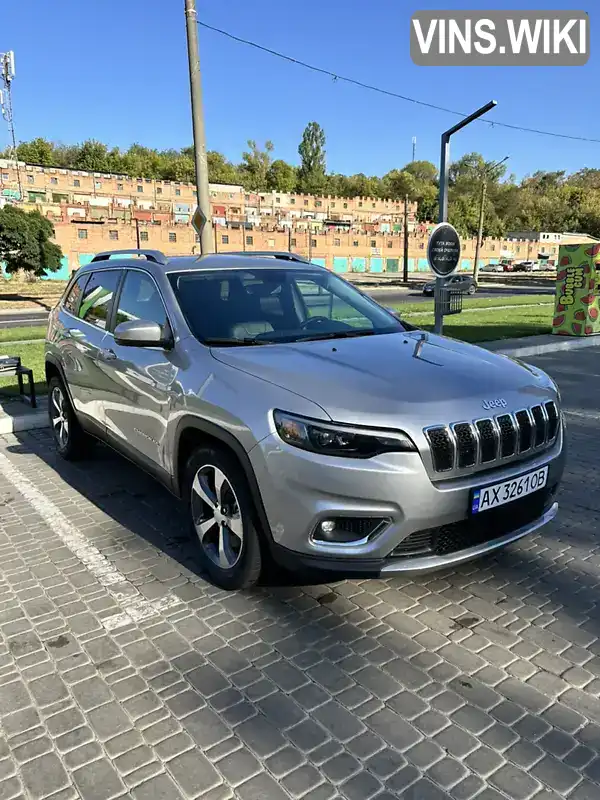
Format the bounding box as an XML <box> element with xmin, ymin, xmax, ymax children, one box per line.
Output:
<box><xmin>468</xmin><ymin>285</ymin><xmax>476</xmax><ymax>295</ymax></box>
<box><xmin>48</xmin><ymin>376</ymin><xmax>94</xmax><ymax>461</ymax></box>
<box><xmin>184</xmin><ymin>445</ymin><xmax>262</xmax><ymax>590</ymax></box>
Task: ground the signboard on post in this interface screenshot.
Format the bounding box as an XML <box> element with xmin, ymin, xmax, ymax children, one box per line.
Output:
<box><xmin>191</xmin><ymin>206</ymin><xmax>207</xmax><ymax>243</ymax></box>
<box><xmin>427</xmin><ymin>222</ymin><xmax>461</xmax><ymax>278</ymax></box>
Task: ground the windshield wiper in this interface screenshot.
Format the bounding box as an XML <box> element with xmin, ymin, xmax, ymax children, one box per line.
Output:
<box><xmin>204</xmin><ymin>337</ymin><xmax>267</xmax><ymax>347</ymax></box>
<box><xmin>293</xmin><ymin>329</ymin><xmax>380</xmax><ymax>343</ymax></box>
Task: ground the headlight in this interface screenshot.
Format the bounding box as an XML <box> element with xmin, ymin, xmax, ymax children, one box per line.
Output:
<box><xmin>273</xmin><ymin>410</ymin><xmax>416</xmax><ymax>458</ymax></box>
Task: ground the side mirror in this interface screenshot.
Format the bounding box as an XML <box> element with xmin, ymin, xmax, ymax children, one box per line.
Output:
<box><xmin>114</xmin><ymin>319</ymin><xmax>172</xmax><ymax>349</ymax></box>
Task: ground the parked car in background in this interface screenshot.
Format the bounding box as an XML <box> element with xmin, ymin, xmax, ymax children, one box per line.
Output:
<box><xmin>513</xmin><ymin>261</ymin><xmax>536</xmax><ymax>272</ymax></box>
<box><xmin>423</xmin><ymin>274</ymin><xmax>477</xmax><ymax>297</ymax></box>
<box><xmin>45</xmin><ymin>249</ymin><xmax>565</xmax><ymax>590</ymax></box>
<box><xmin>482</xmin><ymin>263</ymin><xmax>504</xmax><ymax>273</ymax></box>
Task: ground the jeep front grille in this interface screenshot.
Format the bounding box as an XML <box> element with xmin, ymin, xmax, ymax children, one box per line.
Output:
<box><xmin>425</xmin><ymin>400</ymin><xmax>559</xmax><ymax>473</ymax></box>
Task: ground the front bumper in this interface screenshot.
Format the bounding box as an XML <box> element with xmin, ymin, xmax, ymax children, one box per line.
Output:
<box><xmin>250</xmin><ymin>426</ymin><xmax>565</xmax><ymax>574</ymax></box>
<box><xmin>270</xmin><ymin>501</ymin><xmax>558</xmax><ymax>576</ymax></box>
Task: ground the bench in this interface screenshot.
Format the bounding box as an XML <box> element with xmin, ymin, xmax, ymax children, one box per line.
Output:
<box><xmin>0</xmin><ymin>356</ymin><xmax>37</xmax><ymax>408</ymax></box>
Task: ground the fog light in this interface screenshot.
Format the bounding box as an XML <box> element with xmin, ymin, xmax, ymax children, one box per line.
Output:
<box><xmin>313</xmin><ymin>517</ymin><xmax>390</xmax><ymax>544</ymax></box>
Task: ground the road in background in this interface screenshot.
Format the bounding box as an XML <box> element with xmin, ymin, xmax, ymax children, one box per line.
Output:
<box><xmin>0</xmin><ymin>309</ymin><xmax>49</xmax><ymax>328</ymax></box>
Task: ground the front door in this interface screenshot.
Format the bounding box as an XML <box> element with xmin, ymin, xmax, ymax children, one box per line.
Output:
<box><xmin>96</xmin><ymin>269</ymin><xmax>179</xmax><ymax>474</ymax></box>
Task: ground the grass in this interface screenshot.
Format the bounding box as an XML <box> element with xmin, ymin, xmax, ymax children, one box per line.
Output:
<box><xmin>0</xmin><ymin>326</ymin><xmax>47</xmax><ymax>343</ymax></box>
<box><xmin>403</xmin><ymin>304</ymin><xmax>553</xmax><ymax>343</ymax></box>
<box><xmin>397</xmin><ymin>293</ymin><xmax>553</xmax><ymax>316</ymax></box>
<box><xmin>0</xmin><ymin>341</ymin><xmax>46</xmax><ymax>397</ymax></box>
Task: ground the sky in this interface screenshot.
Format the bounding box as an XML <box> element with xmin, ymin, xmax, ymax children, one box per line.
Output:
<box><xmin>1</xmin><ymin>0</ymin><xmax>598</xmax><ymax>181</ymax></box>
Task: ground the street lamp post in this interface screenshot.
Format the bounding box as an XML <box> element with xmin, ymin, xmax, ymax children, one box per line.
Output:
<box><xmin>473</xmin><ymin>156</ymin><xmax>509</xmax><ymax>283</ymax></box>
<box><xmin>434</xmin><ymin>100</ymin><xmax>497</xmax><ymax>335</ymax></box>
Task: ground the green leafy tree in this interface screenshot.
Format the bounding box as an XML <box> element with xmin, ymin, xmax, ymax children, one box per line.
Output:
<box><xmin>0</xmin><ymin>205</ymin><xmax>63</xmax><ymax>277</ymax></box>
<box><xmin>74</xmin><ymin>140</ymin><xmax>110</xmax><ymax>172</ymax></box>
<box><xmin>298</xmin><ymin>122</ymin><xmax>326</xmax><ymax>194</ymax></box>
<box><xmin>15</xmin><ymin>138</ymin><xmax>56</xmax><ymax>166</ymax></box>
<box><xmin>381</xmin><ymin>170</ymin><xmax>417</xmax><ymax>200</ymax></box>
<box><xmin>240</xmin><ymin>140</ymin><xmax>274</xmax><ymax>191</ymax></box>
<box><xmin>267</xmin><ymin>159</ymin><xmax>297</xmax><ymax>192</ymax></box>
<box><xmin>206</xmin><ymin>151</ymin><xmax>242</xmax><ymax>185</ymax></box>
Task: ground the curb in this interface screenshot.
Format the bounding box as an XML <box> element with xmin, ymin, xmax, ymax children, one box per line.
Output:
<box><xmin>482</xmin><ymin>334</ymin><xmax>600</xmax><ymax>358</ymax></box>
<box><xmin>0</xmin><ymin>399</ymin><xmax>48</xmax><ymax>435</ymax></box>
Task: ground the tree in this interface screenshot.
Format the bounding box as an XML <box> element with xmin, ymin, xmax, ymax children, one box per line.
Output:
<box><xmin>267</xmin><ymin>159</ymin><xmax>297</xmax><ymax>192</ymax></box>
<box><xmin>15</xmin><ymin>138</ymin><xmax>56</xmax><ymax>166</ymax></box>
<box><xmin>381</xmin><ymin>170</ymin><xmax>417</xmax><ymax>200</ymax></box>
<box><xmin>239</xmin><ymin>140</ymin><xmax>274</xmax><ymax>191</ymax></box>
<box><xmin>206</xmin><ymin>151</ymin><xmax>242</xmax><ymax>186</ymax></box>
<box><xmin>74</xmin><ymin>140</ymin><xmax>110</xmax><ymax>172</ymax></box>
<box><xmin>298</xmin><ymin>122</ymin><xmax>326</xmax><ymax>194</ymax></box>
<box><xmin>403</xmin><ymin>160</ymin><xmax>438</xmax><ymax>185</ymax></box>
<box><xmin>0</xmin><ymin>205</ymin><xmax>63</xmax><ymax>277</ymax></box>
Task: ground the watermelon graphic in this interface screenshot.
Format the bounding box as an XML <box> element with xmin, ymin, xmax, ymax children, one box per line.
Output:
<box><xmin>560</xmin><ymin>256</ymin><xmax>571</xmax><ymax>267</ymax></box>
<box><xmin>589</xmin><ymin>306</ymin><xmax>599</xmax><ymax>320</ymax></box>
<box><xmin>572</xmin><ymin>322</ymin><xmax>582</xmax><ymax>335</ymax></box>
<box><xmin>585</xmin><ymin>244</ymin><xmax>600</xmax><ymax>257</ymax></box>
<box><xmin>580</xmin><ymin>294</ymin><xmax>594</xmax><ymax>305</ymax></box>
<box><xmin>585</xmin><ymin>326</ymin><xmax>594</xmax><ymax>335</ymax></box>
<box><xmin>574</xmin><ymin>310</ymin><xmax>586</xmax><ymax>321</ymax></box>
<box><xmin>557</xmin><ymin>269</ymin><xmax>567</xmax><ymax>280</ymax></box>
<box><xmin>553</xmin><ymin>314</ymin><xmax>565</xmax><ymax>327</ymax></box>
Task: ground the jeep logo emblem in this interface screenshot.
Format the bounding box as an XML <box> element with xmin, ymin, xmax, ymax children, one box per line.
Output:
<box><xmin>482</xmin><ymin>398</ymin><xmax>508</xmax><ymax>410</ymax></box>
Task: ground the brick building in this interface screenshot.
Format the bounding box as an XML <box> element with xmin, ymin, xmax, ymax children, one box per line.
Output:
<box><xmin>0</xmin><ymin>159</ymin><xmax>568</xmax><ymax>279</ymax></box>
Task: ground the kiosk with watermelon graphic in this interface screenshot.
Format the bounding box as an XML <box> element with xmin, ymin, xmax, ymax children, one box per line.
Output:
<box><xmin>552</xmin><ymin>243</ymin><xmax>600</xmax><ymax>336</ymax></box>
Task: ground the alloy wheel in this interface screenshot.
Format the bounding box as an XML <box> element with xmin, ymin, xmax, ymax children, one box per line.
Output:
<box><xmin>50</xmin><ymin>385</ymin><xmax>70</xmax><ymax>448</ymax></box>
<box><xmin>191</xmin><ymin>464</ymin><xmax>244</xmax><ymax>570</ymax></box>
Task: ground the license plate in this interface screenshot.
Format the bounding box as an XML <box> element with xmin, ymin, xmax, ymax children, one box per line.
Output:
<box><xmin>471</xmin><ymin>466</ymin><xmax>548</xmax><ymax>514</ymax></box>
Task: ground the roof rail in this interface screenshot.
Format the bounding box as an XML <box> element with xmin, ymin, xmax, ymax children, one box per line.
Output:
<box><xmin>90</xmin><ymin>249</ymin><xmax>168</xmax><ymax>265</ymax></box>
<box><xmin>227</xmin><ymin>251</ymin><xmax>312</xmax><ymax>264</ymax></box>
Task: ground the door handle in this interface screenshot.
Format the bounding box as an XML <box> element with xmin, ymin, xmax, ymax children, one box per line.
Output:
<box><xmin>98</xmin><ymin>348</ymin><xmax>117</xmax><ymax>361</ymax></box>
<box><xmin>67</xmin><ymin>328</ymin><xmax>84</xmax><ymax>337</ymax></box>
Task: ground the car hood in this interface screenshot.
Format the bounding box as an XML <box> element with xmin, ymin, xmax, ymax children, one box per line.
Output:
<box><xmin>210</xmin><ymin>331</ymin><xmax>556</xmax><ymax>430</ymax></box>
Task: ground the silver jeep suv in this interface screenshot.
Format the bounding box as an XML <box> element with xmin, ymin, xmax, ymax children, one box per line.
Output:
<box><xmin>45</xmin><ymin>249</ymin><xmax>565</xmax><ymax>590</ymax></box>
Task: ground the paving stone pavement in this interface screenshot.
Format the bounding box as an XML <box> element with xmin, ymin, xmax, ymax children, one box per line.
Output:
<box><xmin>0</xmin><ymin>349</ymin><xmax>597</xmax><ymax>799</ymax></box>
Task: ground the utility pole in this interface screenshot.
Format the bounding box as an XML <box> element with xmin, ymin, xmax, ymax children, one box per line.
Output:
<box><xmin>184</xmin><ymin>0</ymin><xmax>213</xmax><ymax>254</ymax></box>
<box><xmin>403</xmin><ymin>194</ymin><xmax>410</xmax><ymax>282</ymax></box>
<box><xmin>412</xmin><ymin>136</ymin><xmax>417</xmax><ymax>162</ymax></box>
<box><xmin>0</xmin><ymin>51</ymin><xmax>22</xmax><ymax>202</ymax></box>
<box><xmin>434</xmin><ymin>100</ymin><xmax>497</xmax><ymax>335</ymax></box>
<box><xmin>473</xmin><ymin>156</ymin><xmax>509</xmax><ymax>283</ymax></box>
<box><xmin>134</xmin><ymin>217</ymin><xmax>141</xmax><ymax>248</ymax></box>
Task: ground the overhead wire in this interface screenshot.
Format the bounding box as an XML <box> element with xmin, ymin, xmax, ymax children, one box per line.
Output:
<box><xmin>198</xmin><ymin>21</ymin><xmax>600</xmax><ymax>145</ymax></box>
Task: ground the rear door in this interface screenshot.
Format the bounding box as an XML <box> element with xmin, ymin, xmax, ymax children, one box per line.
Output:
<box><xmin>60</xmin><ymin>269</ymin><xmax>122</xmax><ymax>427</ymax></box>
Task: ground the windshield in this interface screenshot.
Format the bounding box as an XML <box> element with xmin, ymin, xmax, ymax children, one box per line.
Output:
<box><xmin>167</xmin><ymin>267</ymin><xmax>404</xmax><ymax>346</ymax></box>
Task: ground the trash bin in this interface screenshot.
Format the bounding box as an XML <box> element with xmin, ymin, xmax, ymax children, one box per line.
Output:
<box><xmin>552</xmin><ymin>243</ymin><xmax>600</xmax><ymax>336</ymax></box>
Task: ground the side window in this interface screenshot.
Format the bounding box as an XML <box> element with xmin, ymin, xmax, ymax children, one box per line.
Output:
<box><xmin>78</xmin><ymin>270</ymin><xmax>121</xmax><ymax>330</ymax></box>
<box><xmin>63</xmin><ymin>274</ymin><xmax>90</xmax><ymax>315</ymax></box>
<box><xmin>114</xmin><ymin>271</ymin><xmax>168</xmax><ymax>331</ymax></box>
